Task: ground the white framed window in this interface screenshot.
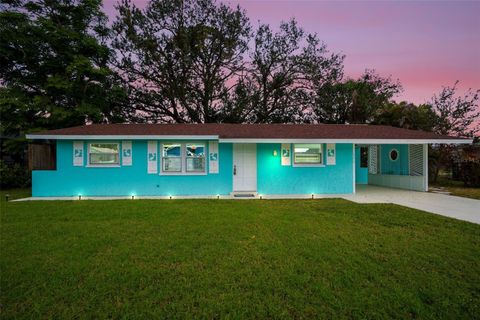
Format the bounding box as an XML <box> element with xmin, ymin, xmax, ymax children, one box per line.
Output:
<box><xmin>162</xmin><ymin>143</ymin><xmax>182</xmax><ymax>172</ymax></box>
<box><xmin>186</xmin><ymin>143</ymin><xmax>206</xmax><ymax>172</ymax></box>
<box><xmin>161</xmin><ymin>142</ymin><xmax>206</xmax><ymax>175</ymax></box>
<box><xmin>389</xmin><ymin>148</ymin><xmax>399</xmax><ymax>161</ymax></box>
<box><xmin>88</xmin><ymin>142</ymin><xmax>120</xmax><ymax>166</ymax></box>
<box><xmin>293</xmin><ymin>144</ymin><xmax>323</xmax><ymax>166</ymax></box>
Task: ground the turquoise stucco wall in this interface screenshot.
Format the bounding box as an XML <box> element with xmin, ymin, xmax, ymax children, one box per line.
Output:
<box><xmin>32</xmin><ymin>140</ymin><xmax>233</xmax><ymax>197</ymax></box>
<box><xmin>32</xmin><ymin>141</ymin><xmax>355</xmax><ymax>196</ymax></box>
<box><xmin>380</xmin><ymin>144</ymin><xmax>409</xmax><ymax>175</ymax></box>
<box><xmin>257</xmin><ymin>143</ymin><xmax>354</xmax><ymax>195</ymax></box>
<box><xmin>355</xmin><ymin>146</ymin><xmax>368</xmax><ymax>184</ymax></box>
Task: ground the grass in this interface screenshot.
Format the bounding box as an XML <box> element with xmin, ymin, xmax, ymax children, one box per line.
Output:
<box><xmin>430</xmin><ymin>177</ymin><xmax>480</xmax><ymax>200</ymax></box>
<box><xmin>1</xmin><ymin>189</ymin><xmax>479</xmax><ymax>319</ymax></box>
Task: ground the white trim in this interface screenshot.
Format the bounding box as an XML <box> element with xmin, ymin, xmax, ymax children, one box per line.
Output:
<box><xmin>25</xmin><ymin>134</ymin><xmax>473</xmax><ymax>145</ymax></box>
<box><xmin>219</xmin><ymin>138</ymin><xmax>472</xmax><ymax>144</ymax></box>
<box><xmin>26</xmin><ymin>134</ymin><xmax>218</xmax><ymax>140</ymax></box>
<box><xmin>423</xmin><ymin>144</ymin><xmax>429</xmax><ymax>192</ymax></box>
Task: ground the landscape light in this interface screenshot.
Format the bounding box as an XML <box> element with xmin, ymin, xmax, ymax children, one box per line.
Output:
<box><xmin>217</xmin><ymin>194</ymin><xmax>220</xmax><ymax>199</ymax></box>
<box><xmin>131</xmin><ymin>195</ymin><xmax>135</xmax><ymax>200</ymax></box>
<box><xmin>259</xmin><ymin>194</ymin><xmax>263</xmax><ymax>200</ymax></box>
<box><xmin>78</xmin><ymin>195</ymin><xmax>82</xmax><ymax>200</ymax></box>
<box><xmin>5</xmin><ymin>194</ymin><xmax>10</xmax><ymax>202</ymax></box>
<box><xmin>169</xmin><ymin>195</ymin><xmax>172</xmax><ymax>200</ymax></box>
<box><xmin>311</xmin><ymin>194</ymin><xmax>314</xmax><ymax>199</ymax></box>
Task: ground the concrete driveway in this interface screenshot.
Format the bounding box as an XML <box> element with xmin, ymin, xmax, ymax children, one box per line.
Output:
<box><xmin>343</xmin><ymin>185</ymin><xmax>480</xmax><ymax>224</ymax></box>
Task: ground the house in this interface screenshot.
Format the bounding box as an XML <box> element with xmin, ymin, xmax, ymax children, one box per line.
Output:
<box><xmin>26</xmin><ymin>124</ymin><xmax>471</xmax><ymax>199</ymax></box>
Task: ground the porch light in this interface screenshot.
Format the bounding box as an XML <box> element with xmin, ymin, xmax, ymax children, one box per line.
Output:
<box><xmin>272</xmin><ymin>150</ymin><xmax>278</xmax><ymax>157</ymax></box>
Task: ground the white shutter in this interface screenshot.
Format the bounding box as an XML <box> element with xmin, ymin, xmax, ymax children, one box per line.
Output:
<box><xmin>73</xmin><ymin>141</ymin><xmax>84</xmax><ymax>166</ymax></box>
<box><xmin>368</xmin><ymin>145</ymin><xmax>378</xmax><ymax>174</ymax></box>
<box><xmin>122</xmin><ymin>141</ymin><xmax>132</xmax><ymax>166</ymax></box>
<box><xmin>208</xmin><ymin>141</ymin><xmax>219</xmax><ymax>174</ymax></box>
<box><xmin>409</xmin><ymin>144</ymin><xmax>423</xmax><ymax>176</ymax></box>
<box><xmin>326</xmin><ymin>143</ymin><xmax>336</xmax><ymax>165</ymax></box>
<box><xmin>147</xmin><ymin>141</ymin><xmax>158</xmax><ymax>174</ymax></box>
<box><xmin>281</xmin><ymin>143</ymin><xmax>291</xmax><ymax>166</ymax></box>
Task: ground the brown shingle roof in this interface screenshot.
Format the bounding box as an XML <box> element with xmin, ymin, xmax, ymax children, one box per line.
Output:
<box><xmin>28</xmin><ymin>123</ymin><xmax>469</xmax><ymax>141</ymax></box>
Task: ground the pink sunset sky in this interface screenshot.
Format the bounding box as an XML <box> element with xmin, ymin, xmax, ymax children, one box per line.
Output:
<box><xmin>103</xmin><ymin>0</ymin><xmax>480</xmax><ymax>105</ymax></box>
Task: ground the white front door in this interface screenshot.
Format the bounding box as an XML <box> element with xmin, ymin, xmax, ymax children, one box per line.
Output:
<box><xmin>233</xmin><ymin>144</ymin><xmax>257</xmax><ymax>192</ymax></box>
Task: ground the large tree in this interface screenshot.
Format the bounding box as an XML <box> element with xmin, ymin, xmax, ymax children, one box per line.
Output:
<box><xmin>0</xmin><ymin>0</ymin><xmax>128</xmax><ymax>160</ymax></box>
<box><xmin>243</xmin><ymin>20</ymin><xmax>344</xmax><ymax>123</ymax></box>
<box><xmin>310</xmin><ymin>69</ymin><xmax>403</xmax><ymax>124</ymax></box>
<box><xmin>113</xmin><ymin>0</ymin><xmax>251</xmax><ymax>123</ymax></box>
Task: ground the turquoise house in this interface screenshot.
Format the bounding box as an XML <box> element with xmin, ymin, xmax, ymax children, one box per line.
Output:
<box><xmin>26</xmin><ymin>124</ymin><xmax>471</xmax><ymax>199</ymax></box>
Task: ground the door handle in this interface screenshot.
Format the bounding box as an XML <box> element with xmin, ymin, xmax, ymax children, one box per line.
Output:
<box><xmin>233</xmin><ymin>165</ymin><xmax>237</xmax><ymax>175</ymax></box>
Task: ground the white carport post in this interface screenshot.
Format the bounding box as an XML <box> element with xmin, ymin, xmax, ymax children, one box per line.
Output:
<box><xmin>423</xmin><ymin>144</ymin><xmax>428</xmax><ymax>191</ymax></box>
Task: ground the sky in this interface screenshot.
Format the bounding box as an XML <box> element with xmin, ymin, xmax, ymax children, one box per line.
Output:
<box><xmin>102</xmin><ymin>0</ymin><xmax>480</xmax><ymax>105</ymax></box>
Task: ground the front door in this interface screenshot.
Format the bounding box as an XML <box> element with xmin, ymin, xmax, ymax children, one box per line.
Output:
<box><xmin>233</xmin><ymin>144</ymin><xmax>257</xmax><ymax>192</ymax></box>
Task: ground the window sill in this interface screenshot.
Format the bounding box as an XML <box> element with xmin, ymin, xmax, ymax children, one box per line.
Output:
<box><xmin>292</xmin><ymin>163</ymin><xmax>325</xmax><ymax>168</ymax></box>
<box><xmin>86</xmin><ymin>164</ymin><xmax>121</xmax><ymax>168</ymax></box>
<box><xmin>159</xmin><ymin>171</ymin><xmax>207</xmax><ymax>176</ymax></box>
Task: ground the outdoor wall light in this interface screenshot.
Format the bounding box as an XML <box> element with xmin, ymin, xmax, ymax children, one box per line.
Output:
<box><xmin>273</xmin><ymin>150</ymin><xmax>278</xmax><ymax>157</ymax></box>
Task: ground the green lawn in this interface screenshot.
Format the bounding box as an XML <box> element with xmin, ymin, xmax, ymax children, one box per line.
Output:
<box><xmin>1</xmin><ymin>190</ymin><xmax>479</xmax><ymax>319</ymax></box>
<box><xmin>430</xmin><ymin>177</ymin><xmax>480</xmax><ymax>200</ymax></box>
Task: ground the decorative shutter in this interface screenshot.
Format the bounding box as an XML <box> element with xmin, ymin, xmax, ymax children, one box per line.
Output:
<box><xmin>281</xmin><ymin>143</ymin><xmax>291</xmax><ymax>166</ymax></box>
<box><xmin>208</xmin><ymin>141</ymin><xmax>219</xmax><ymax>174</ymax></box>
<box><xmin>147</xmin><ymin>141</ymin><xmax>158</xmax><ymax>174</ymax></box>
<box><xmin>409</xmin><ymin>144</ymin><xmax>423</xmax><ymax>176</ymax></box>
<box><xmin>368</xmin><ymin>145</ymin><xmax>378</xmax><ymax>174</ymax></box>
<box><xmin>73</xmin><ymin>141</ymin><xmax>84</xmax><ymax>166</ymax></box>
<box><xmin>326</xmin><ymin>143</ymin><xmax>336</xmax><ymax>165</ymax></box>
<box><xmin>122</xmin><ymin>141</ymin><xmax>132</xmax><ymax>166</ymax></box>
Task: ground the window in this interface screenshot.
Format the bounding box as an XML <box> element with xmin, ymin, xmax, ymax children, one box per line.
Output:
<box><xmin>186</xmin><ymin>143</ymin><xmax>205</xmax><ymax>172</ymax></box>
<box><xmin>89</xmin><ymin>143</ymin><xmax>119</xmax><ymax>165</ymax></box>
<box><xmin>161</xmin><ymin>142</ymin><xmax>206</xmax><ymax>174</ymax></box>
<box><xmin>360</xmin><ymin>147</ymin><xmax>368</xmax><ymax>168</ymax></box>
<box><xmin>293</xmin><ymin>144</ymin><xmax>323</xmax><ymax>165</ymax></box>
<box><xmin>162</xmin><ymin>143</ymin><xmax>182</xmax><ymax>172</ymax></box>
<box><xmin>389</xmin><ymin>149</ymin><xmax>399</xmax><ymax>161</ymax></box>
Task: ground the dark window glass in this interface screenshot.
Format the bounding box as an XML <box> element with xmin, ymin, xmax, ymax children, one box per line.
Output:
<box><xmin>390</xmin><ymin>149</ymin><xmax>399</xmax><ymax>161</ymax></box>
<box><xmin>360</xmin><ymin>147</ymin><xmax>368</xmax><ymax>168</ymax></box>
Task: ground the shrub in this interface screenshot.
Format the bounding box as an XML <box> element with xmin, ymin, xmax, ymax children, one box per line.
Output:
<box><xmin>460</xmin><ymin>161</ymin><xmax>480</xmax><ymax>187</ymax></box>
<box><xmin>0</xmin><ymin>160</ymin><xmax>31</xmax><ymax>188</ymax></box>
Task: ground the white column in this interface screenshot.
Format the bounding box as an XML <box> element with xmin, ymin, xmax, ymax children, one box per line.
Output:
<box><xmin>423</xmin><ymin>144</ymin><xmax>428</xmax><ymax>191</ymax></box>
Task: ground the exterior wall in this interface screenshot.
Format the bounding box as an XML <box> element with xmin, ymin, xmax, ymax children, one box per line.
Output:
<box><xmin>380</xmin><ymin>144</ymin><xmax>409</xmax><ymax>175</ymax></box>
<box><xmin>257</xmin><ymin>143</ymin><xmax>354</xmax><ymax>195</ymax></box>
<box><xmin>32</xmin><ymin>141</ymin><xmax>355</xmax><ymax>197</ymax></box>
<box><xmin>32</xmin><ymin>140</ymin><xmax>233</xmax><ymax>197</ymax></box>
<box><xmin>355</xmin><ymin>146</ymin><xmax>368</xmax><ymax>184</ymax></box>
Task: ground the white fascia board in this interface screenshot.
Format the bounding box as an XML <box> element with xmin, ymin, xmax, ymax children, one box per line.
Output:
<box><xmin>218</xmin><ymin>138</ymin><xmax>473</xmax><ymax>144</ymax></box>
<box><xmin>25</xmin><ymin>134</ymin><xmax>219</xmax><ymax>140</ymax></box>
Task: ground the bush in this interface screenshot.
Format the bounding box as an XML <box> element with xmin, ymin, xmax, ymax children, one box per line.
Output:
<box><xmin>0</xmin><ymin>160</ymin><xmax>31</xmax><ymax>188</ymax></box>
<box><xmin>460</xmin><ymin>161</ymin><xmax>480</xmax><ymax>187</ymax></box>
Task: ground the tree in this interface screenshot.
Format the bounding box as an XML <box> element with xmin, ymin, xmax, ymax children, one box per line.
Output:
<box><xmin>244</xmin><ymin>20</ymin><xmax>344</xmax><ymax>123</ymax></box>
<box><xmin>310</xmin><ymin>70</ymin><xmax>403</xmax><ymax>124</ymax></box>
<box><xmin>0</xmin><ymin>0</ymin><xmax>128</xmax><ymax>162</ymax></box>
<box><xmin>428</xmin><ymin>82</ymin><xmax>480</xmax><ymax>182</ymax></box>
<box><xmin>112</xmin><ymin>0</ymin><xmax>251</xmax><ymax>123</ymax></box>
<box><xmin>373</xmin><ymin>101</ymin><xmax>437</xmax><ymax>131</ymax></box>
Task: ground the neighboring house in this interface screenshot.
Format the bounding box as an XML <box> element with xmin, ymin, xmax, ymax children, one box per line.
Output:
<box><xmin>26</xmin><ymin>124</ymin><xmax>471</xmax><ymax>198</ymax></box>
